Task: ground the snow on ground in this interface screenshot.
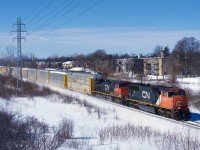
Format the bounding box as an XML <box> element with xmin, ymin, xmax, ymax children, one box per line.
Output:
<box><xmin>0</xmin><ymin>77</ymin><xmax>200</xmax><ymax>149</ymax></box>
<box><xmin>177</xmin><ymin>77</ymin><xmax>200</xmax><ymax>93</ymax></box>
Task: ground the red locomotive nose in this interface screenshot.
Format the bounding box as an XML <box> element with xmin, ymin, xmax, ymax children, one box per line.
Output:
<box><xmin>173</xmin><ymin>95</ymin><xmax>188</xmax><ymax>109</ymax></box>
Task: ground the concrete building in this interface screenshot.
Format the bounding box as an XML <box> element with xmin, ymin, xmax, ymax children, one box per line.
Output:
<box><xmin>143</xmin><ymin>57</ymin><xmax>165</xmax><ymax>76</ymax></box>
<box><xmin>115</xmin><ymin>58</ymin><xmax>144</xmax><ymax>75</ymax></box>
<box><xmin>115</xmin><ymin>55</ymin><xmax>166</xmax><ymax>76</ymax></box>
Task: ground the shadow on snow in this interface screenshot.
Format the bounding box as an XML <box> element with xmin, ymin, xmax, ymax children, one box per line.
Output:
<box><xmin>190</xmin><ymin>112</ymin><xmax>200</xmax><ymax>121</ymax></box>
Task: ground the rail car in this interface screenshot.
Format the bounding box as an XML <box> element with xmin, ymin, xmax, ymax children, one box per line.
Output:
<box><xmin>66</xmin><ymin>71</ymin><xmax>101</xmax><ymax>94</ymax></box>
<box><xmin>37</xmin><ymin>69</ymin><xmax>50</xmax><ymax>84</ymax></box>
<box><xmin>93</xmin><ymin>79</ymin><xmax>189</xmax><ymax>120</ymax></box>
<box><xmin>0</xmin><ymin>66</ymin><xmax>190</xmax><ymax>120</ymax></box>
<box><xmin>127</xmin><ymin>83</ymin><xmax>189</xmax><ymax>119</ymax></box>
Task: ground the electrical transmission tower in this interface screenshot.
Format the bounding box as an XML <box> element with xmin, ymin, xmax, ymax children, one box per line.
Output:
<box><xmin>12</xmin><ymin>17</ymin><xmax>28</xmax><ymax>91</ymax></box>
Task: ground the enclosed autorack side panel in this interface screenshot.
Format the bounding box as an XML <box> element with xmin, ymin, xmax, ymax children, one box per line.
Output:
<box><xmin>49</xmin><ymin>71</ymin><xmax>67</xmax><ymax>88</ymax></box>
<box><xmin>67</xmin><ymin>72</ymin><xmax>101</xmax><ymax>94</ymax></box>
<box><xmin>37</xmin><ymin>70</ymin><xmax>49</xmax><ymax>84</ymax></box>
<box><xmin>22</xmin><ymin>68</ymin><xmax>28</xmax><ymax>79</ymax></box>
<box><xmin>67</xmin><ymin>74</ymin><xmax>91</xmax><ymax>94</ymax></box>
<box><xmin>11</xmin><ymin>67</ymin><xmax>17</xmax><ymax>77</ymax></box>
<box><xmin>27</xmin><ymin>68</ymin><xmax>37</xmax><ymax>81</ymax></box>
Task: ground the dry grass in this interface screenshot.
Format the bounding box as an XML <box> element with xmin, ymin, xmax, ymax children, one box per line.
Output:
<box><xmin>98</xmin><ymin>124</ymin><xmax>200</xmax><ymax>150</ymax></box>
<box><xmin>0</xmin><ymin>74</ymin><xmax>58</xmax><ymax>99</ymax></box>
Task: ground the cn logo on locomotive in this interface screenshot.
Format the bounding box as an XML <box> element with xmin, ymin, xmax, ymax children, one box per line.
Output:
<box><xmin>105</xmin><ymin>85</ymin><xmax>110</xmax><ymax>91</ymax></box>
<box><xmin>142</xmin><ymin>91</ymin><xmax>150</xmax><ymax>99</ymax></box>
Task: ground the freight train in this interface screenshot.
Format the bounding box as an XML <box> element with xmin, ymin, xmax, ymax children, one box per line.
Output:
<box><xmin>0</xmin><ymin>66</ymin><xmax>190</xmax><ymax>120</ymax></box>
<box><xmin>94</xmin><ymin>79</ymin><xmax>189</xmax><ymax>120</ymax></box>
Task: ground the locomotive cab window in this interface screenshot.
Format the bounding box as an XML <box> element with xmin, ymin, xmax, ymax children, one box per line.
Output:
<box><xmin>119</xmin><ymin>83</ymin><xmax>127</xmax><ymax>88</ymax></box>
<box><xmin>168</xmin><ymin>91</ymin><xmax>186</xmax><ymax>97</ymax></box>
<box><xmin>168</xmin><ymin>92</ymin><xmax>175</xmax><ymax>97</ymax></box>
<box><xmin>178</xmin><ymin>91</ymin><xmax>185</xmax><ymax>96</ymax></box>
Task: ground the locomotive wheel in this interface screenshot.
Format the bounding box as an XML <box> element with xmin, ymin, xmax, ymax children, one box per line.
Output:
<box><xmin>158</xmin><ymin>108</ymin><xmax>163</xmax><ymax>116</ymax></box>
<box><xmin>121</xmin><ymin>100</ymin><xmax>127</xmax><ymax>105</ymax></box>
<box><xmin>112</xmin><ymin>97</ymin><xmax>115</xmax><ymax>102</ymax></box>
<box><xmin>120</xmin><ymin>95</ymin><xmax>126</xmax><ymax>105</ymax></box>
<box><xmin>171</xmin><ymin>109</ymin><xmax>179</xmax><ymax>120</ymax></box>
<box><xmin>120</xmin><ymin>99</ymin><xmax>126</xmax><ymax>105</ymax></box>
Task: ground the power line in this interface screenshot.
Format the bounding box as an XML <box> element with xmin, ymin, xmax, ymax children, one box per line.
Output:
<box><xmin>26</xmin><ymin>0</ymin><xmax>55</xmax><ymax>26</ymax></box>
<box><xmin>25</xmin><ymin>0</ymin><xmax>103</xmax><ymax>43</ymax></box>
<box><xmin>23</xmin><ymin>0</ymin><xmax>47</xmax><ymax>22</ymax></box>
<box><xmin>28</xmin><ymin>0</ymin><xmax>69</xmax><ymax>28</ymax></box>
<box><xmin>29</xmin><ymin>0</ymin><xmax>84</xmax><ymax>35</ymax></box>
<box><xmin>41</xmin><ymin>0</ymin><xmax>103</xmax><ymax>36</ymax></box>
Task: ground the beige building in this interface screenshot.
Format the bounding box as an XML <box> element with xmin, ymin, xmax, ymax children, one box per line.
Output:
<box><xmin>115</xmin><ymin>58</ymin><xmax>144</xmax><ymax>75</ymax></box>
<box><xmin>115</xmin><ymin>56</ymin><xmax>166</xmax><ymax>76</ymax></box>
<box><xmin>143</xmin><ymin>57</ymin><xmax>165</xmax><ymax>76</ymax></box>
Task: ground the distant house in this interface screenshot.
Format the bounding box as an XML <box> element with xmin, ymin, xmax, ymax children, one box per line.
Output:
<box><xmin>62</xmin><ymin>61</ymin><xmax>74</xmax><ymax>69</ymax></box>
<box><xmin>114</xmin><ymin>53</ymin><xmax>167</xmax><ymax>76</ymax></box>
<box><xmin>36</xmin><ymin>61</ymin><xmax>46</xmax><ymax>69</ymax></box>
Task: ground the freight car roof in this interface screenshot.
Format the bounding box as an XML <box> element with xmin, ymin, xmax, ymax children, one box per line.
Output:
<box><xmin>49</xmin><ymin>70</ymin><xmax>102</xmax><ymax>78</ymax></box>
<box><xmin>50</xmin><ymin>70</ymin><xmax>68</xmax><ymax>75</ymax></box>
<box><xmin>66</xmin><ymin>71</ymin><xmax>102</xmax><ymax>78</ymax></box>
<box><xmin>37</xmin><ymin>69</ymin><xmax>50</xmax><ymax>73</ymax></box>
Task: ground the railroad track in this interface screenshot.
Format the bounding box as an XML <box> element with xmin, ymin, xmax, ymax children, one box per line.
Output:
<box><xmin>93</xmin><ymin>95</ymin><xmax>200</xmax><ymax>130</ymax></box>
<box><xmin>40</xmin><ymin>82</ymin><xmax>200</xmax><ymax>130</ymax></box>
<box><xmin>184</xmin><ymin>121</ymin><xmax>200</xmax><ymax>129</ymax></box>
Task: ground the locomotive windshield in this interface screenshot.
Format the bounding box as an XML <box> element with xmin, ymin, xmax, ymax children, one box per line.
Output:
<box><xmin>168</xmin><ymin>91</ymin><xmax>186</xmax><ymax>97</ymax></box>
<box><xmin>119</xmin><ymin>83</ymin><xmax>128</xmax><ymax>88</ymax></box>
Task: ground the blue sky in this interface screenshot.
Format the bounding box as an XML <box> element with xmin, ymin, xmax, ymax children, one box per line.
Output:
<box><xmin>0</xmin><ymin>0</ymin><xmax>200</xmax><ymax>58</ymax></box>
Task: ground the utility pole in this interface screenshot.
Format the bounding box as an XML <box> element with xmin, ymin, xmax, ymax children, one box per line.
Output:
<box><xmin>12</xmin><ymin>17</ymin><xmax>27</xmax><ymax>92</ymax></box>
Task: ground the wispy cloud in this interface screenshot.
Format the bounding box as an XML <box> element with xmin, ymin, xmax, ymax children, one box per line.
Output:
<box><xmin>1</xmin><ymin>27</ymin><xmax>200</xmax><ymax>57</ymax></box>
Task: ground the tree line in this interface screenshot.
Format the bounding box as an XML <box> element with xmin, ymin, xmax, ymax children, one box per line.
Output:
<box><xmin>1</xmin><ymin>36</ymin><xmax>200</xmax><ymax>78</ymax></box>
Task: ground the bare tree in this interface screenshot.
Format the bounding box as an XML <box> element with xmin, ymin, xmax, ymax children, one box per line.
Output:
<box><xmin>1</xmin><ymin>46</ymin><xmax>16</xmax><ymax>76</ymax></box>
<box><xmin>173</xmin><ymin>37</ymin><xmax>200</xmax><ymax>76</ymax></box>
<box><xmin>87</xmin><ymin>50</ymin><xmax>114</xmax><ymax>77</ymax></box>
<box><xmin>73</xmin><ymin>54</ymin><xmax>87</xmax><ymax>67</ymax></box>
<box><xmin>165</xmin><ymin>53</ymin><xmax>181</xmax><ymax>86</ymax></box>
<box><xmin>154</xmin><ymin>45</ymin><xmax>163</xmax><ymax>57</ymax></box>
<box><xmin>22</xmin><ymin>53</ymin><xmax>38</xmax><ymax>68</ymax></box>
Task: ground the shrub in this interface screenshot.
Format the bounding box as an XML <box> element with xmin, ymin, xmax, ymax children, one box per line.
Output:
<box><xmin>0</xmin><ymin>74</ymin><xmax>59</xmax><ymax>99</ymax></box>
<box><xmin>0</xmin><ymin>110</ymin><xmax>74</xmax><ymax>150</ymax></box>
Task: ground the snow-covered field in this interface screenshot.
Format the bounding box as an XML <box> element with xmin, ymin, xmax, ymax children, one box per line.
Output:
<box><xmin>178</xmin><ymin>77</ymin><xmax>200</xmax><ymax>93</ymax></box>
<box><xmin>0</xmin><ymin>77</ymin><xmax>200</xmax><ymax>150</ymax></box>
